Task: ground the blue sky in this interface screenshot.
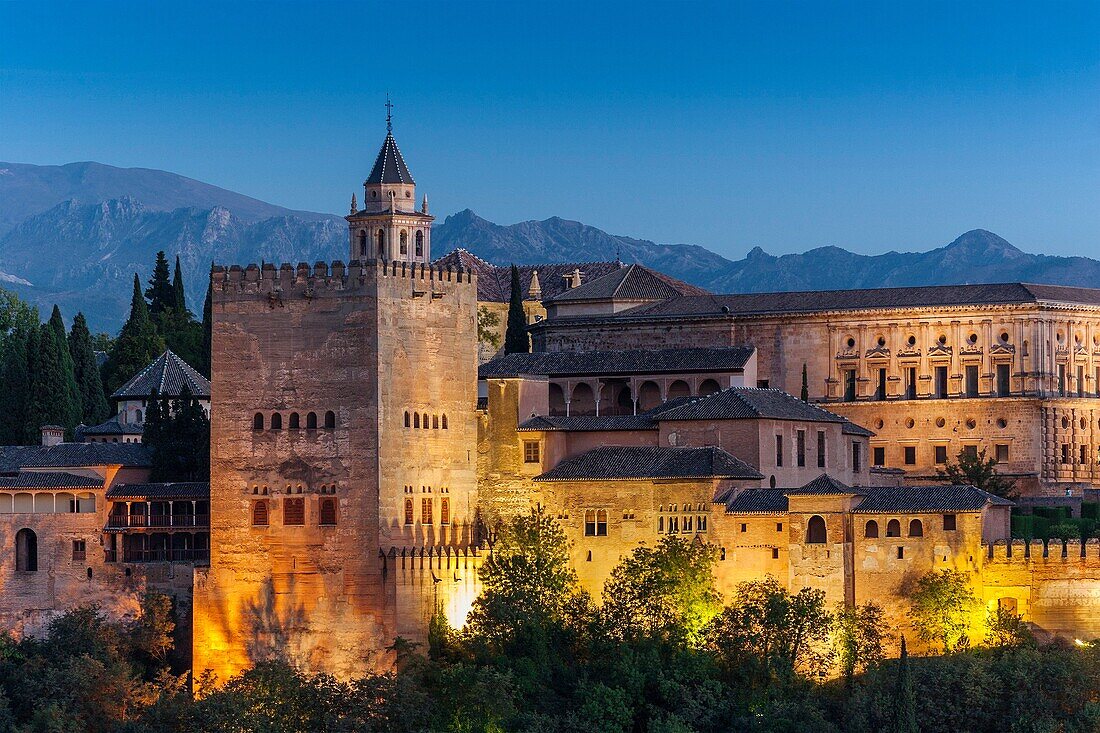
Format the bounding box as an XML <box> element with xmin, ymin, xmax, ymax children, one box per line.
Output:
<box><xmin>1</xmin><ymin>1</ymin><xmax>1098</xmax><ymax>259</ymax></box>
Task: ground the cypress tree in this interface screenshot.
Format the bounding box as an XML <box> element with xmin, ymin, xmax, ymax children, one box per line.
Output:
<box><xmin>69</xmin><ymin>312</ymin><xmax>110</xmax><ymax>426</ymax></box>
<box><xmin>171</xmin><ymin>255</ymin><xmax>188</xmax><ymax>316</ymax></box>
<box><xmin>893</xmin><ymin>636</ymin><xmax>918</xmax><ymax>733</ymax></box>
<box><xmin>147</xmin><ymin>385</ymin><xmax>210</xmax><ymax>482</ymax></box>
<box><xmin>103</xmin><ymin>274</ymin><xmax>165</xmax><ymax>396</ymax></box>
<box><xmin>199</xmin><ymin>281</ymin><xmax>212</xmax><ymax>378</ymax></box>
<box><xmin>145</xmin><ymin>251</ymin><xmax>174</xmax><ymax>321</ymax></box>
<box><xmin>801</xmin><ymin>363</ymin><xmax>809</xmax><ymax>402</ymax></box>
<box><xmin>47</xmin><ymin>305</ymin><xmax>83</xmax><ymax>427</ymax></box>
<box><xmin>503</xmin><ymin>265</ymin><xmax>529</xmax><ymax>354</ymax></box>
<box><xmin>26</xmin><ymin>322</ymin><xmax>82</xmax><ymax>438</ymax></box>
<box><xmin>0</xmin><ymin>328</ymin><xmax>32</xmax><ymax>444</ymax></box>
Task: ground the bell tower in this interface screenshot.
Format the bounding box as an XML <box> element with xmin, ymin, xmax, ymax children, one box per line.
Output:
<box><xmin>346</xmin><ymin>100</ymin><xmax>433</xmax><ymax>263</ymax></box>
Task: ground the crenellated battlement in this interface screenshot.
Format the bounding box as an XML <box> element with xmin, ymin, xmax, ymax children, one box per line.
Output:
<box><xmin>210</xmin><ymin>259</ymin><xmax>475</xmax><ymax>297</ymax></box>
<box><xmin>984</xmin><ymin>537</ymin><xmax>1100</xmax><ymax>563</ymax></box>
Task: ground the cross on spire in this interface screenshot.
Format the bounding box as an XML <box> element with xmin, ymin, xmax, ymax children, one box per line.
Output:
<box><xmin>385</xmin><ymin>95</ymin><xmax>393</xmax><ymax>133</ymax></box>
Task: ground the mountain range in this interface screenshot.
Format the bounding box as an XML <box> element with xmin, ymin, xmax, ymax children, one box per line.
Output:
<box><xmin>1</xmin><ymin>161</ymin><xmax>1098</xmax><ymax>332</ymax></box>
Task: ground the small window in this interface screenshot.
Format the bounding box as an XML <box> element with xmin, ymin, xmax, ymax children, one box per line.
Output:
<box><xmin>962</xmin><ymin>445</ymin><xmax>978</xmax><ymax>460</ymax></box>
<box><xmin>414</xmin><ymin>413</ymin><xmax>420</xmax><ymax>428</ymax></box>
<box><xmin>421</xmin><ymin>498</ymin><xmax>433</xmax><ymax>525</ymax></box>
<box><xmin>16</xmin><ymin>528</ymin><xmax>37</xmax><ymax>571</ymax></box>
<box><xmin>324</xmin><ymin>411</ymin><xmax>336</xmax><ymax>429</ymax></box>
<box><xmin>432</xmin><ymin>415</ymin><xmax>439</xmax><ymax>429</ymax></box>
<box><xmin>684</xmin><ymin>516</ymin><xmax>693</xmax><ymax>533</ymax></box>
<box><xmin>252</xmin><ymin>500</ymin><xmax>269</xmax><ymax>526</ymax></box>
<box><xmin>404</xmin><ymin>498</ymin><xmax>413</xmax><ymax>525</ymax></box>
<box><xmin>740</xmin><ymin>523</ymin><xmax>747</xmax><ymax>533</ymax></box>
<box><xmin>440</xmin><ymin>497</ymin><xmax>450</xmax><ymax>525</ymax></box>
<box><xmin>404</xmin><ymin>411</ymin><xmax>410</xmax><ymax>428</ymax></box>
<box><xmin>441</xmin><ymin>414</ymin><xmax>448</xmax><ymax>429</ymax></box>
<box><xmin>806</xmin><ymin>515</ymin><xmax>827</xmax><ymax>544</ymax></box>
<box><xmin>253</xmin><ymin>412</ymin><xmax>264</xmax><ymax>430</ymax></box>
<box><xmin>422</xmin><ymin>413</ymin><xmax>430</xmax><ymax>429</ymax></box>
<box><xmin>865</xmin><ymin>520</ymin><xmax>879</xmax><ymax>538</ymax></box>
<box><xmin>897</xmin><ymin>546</ymin><xmax>905</xmax><ymax>559</ymax></box>
<box><xmin>523</xmin><ymin>441</ymin><xmax>541</xmax><ymax>464</ymax></box>
<box><xmin>886</xmin><ymin>519</ymin><xmax>901</xmax><ymax>537</ymax></box>
<box><xmin>283</xmin><ymin>498</ymin><xmax>304</xmax><ymax>526</ymax></box>
<box><xmin>903</xmin><ymin>446</ymin><xmax>916</xmax><ymax>465</ymax></box>
<box><xmin>943</xmin><ymin>514</ymin><xmax>957</xmax><ymax>531</ymax></box>
<box><xmin>306</xmin><ymin>412</ymin><xmax>317</xmax><ymax>430</ymax></box>
<box><xmin>657</xmin><ymin>516</ymin><xmax>664</xmax><ymax>533</ymax></box>
<box><xmin>72</xmin><ymin>539</ymin><xmax>86</xmax><ymax>562</ymax></box>
<box><xmin>775</xmin><ymin>435</ymin><xmax>783</xmax><ymax>466</ymax></box>
<box><xmin>1062</xmin><ymin>444</ymin><xmax>1070</xmax><ymax>464</ymax></box>
<box><xmin>909</xmin><ymin>519</ymin><xmax>923</xmax><ymax>537</ymax></box>
<box><xmin>289</xmin><ymin>412</ymin><xmax>300</xmax><ymax>429</ymax></box>
<box><xmin>319</xmin><ymin>498</ymin><xmax>337</xmax><ymax>526</ymax></box>
<box><xmin>797</xmin><ymin>430</ymin><xmax>806</xmax><ymax>467</ymax></box>
<box><xmin>934</xmin><ymin>445</ymin><xmax>948</xmax><ymax>464</ymax></box>
<box><xmin>596</xmin><ymin>509</ymin><xmax>608</xmax><ymax>536</ymax></box>
<box><xmin>698</xmin><ymin>515</ymin><xmax>707</xmax><ymax>531</ymax></box>
<box><xmin>668</xmin><ymin>516</ymin><xmax>679</xmax><ymax>534</ymax></box>
<box><xmin>873</xmin><ymin>446</ymin><xmax>885</xmax><ymax>466</ymax></box>
<box><xmin>270</xmin><ymin>413</ymin><xmax>282</xmax><ymax>430</ymax></box>
<box><xmin>585</xmin><ymin>510</ymin><xmax>596</xmax><ymax>536</ymax></box>
<box><xmin>852</xmin><ymin>441</ymin><xmax>862</xmax><ymax>471</ymax></box>
<box><xmin>817</xmin><ymin>430</ymin><xmax>826</xmax><ymax>468</ymax></box>
<box><xmin>415</xmin><ymin>230</ymin><xmax>424</xmax><ymax>257</ymax></box>
<box><xmin>776</xmin><ymin>522</ymin><xmax>783</xmax><ymax>532</ymax></box>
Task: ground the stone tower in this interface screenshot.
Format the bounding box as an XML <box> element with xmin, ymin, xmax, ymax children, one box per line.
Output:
<box><xmin>193</xmin><ymin>126</ymin><xmax>478</xmax><ymax>684</ymax></box>
<box><xmin>347</xmin><ymin>111</ymin><xmax>433</xmax><ymax>263</ymax></box>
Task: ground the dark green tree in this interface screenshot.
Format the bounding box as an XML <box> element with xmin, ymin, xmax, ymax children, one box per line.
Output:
<box><xmin>0</xmin><ymin>327</ymin><xmax>32</xmax><ymax>444</ymax></box>
<box><xmin>199</xmin><ymin>280</ymin><xmax>212</xmax><ymax>377</ymax></box>
<box><xmin>102</xmin><ymin>274</ymin><xmax>165</xmax><ymax>396</ymax></box>
<box><xmin>68</xmin><ymin>312</ymin><xmax>110</xmax><ymax>426</ymax></box>
<box><xmin>503</xmin><ymin>264</ymin><xmax>529</xmax><ymax>354</ymax></box>
<box><xmin>145</xmin><ymin>251</ymin><xmax>174</xmax><ymax>321</ymax></box>
<box><xmin>26</xmin><ymin>320</ymin><xmax>82</xmax><ymax>437</ymax></box>
<box><xmin>144</xmin><ymin>385</ymin><xmax>210</xmax><ymax>482</ymax></box>
<box><xmin>801</xmin><ymin>362</ymin><xmax>809</xmax><ymax>401</ymax></box>
<box><xmin>47</xmin><ymin>305</ymin><xmax>83</xmax><ymax>428</ymax></box>
<box><xmin>171</xmin><ymin>255</ymin><xmax>187</xmax><ymax>315</ymax></box>
<box><xmin>938</xmin><ymin>447</ymin><xmax>1018</xmax><ymax>499</ymax></box>
<box><xmin>892</xmin><ymin>636</ymin><xmax>918</xmax><ymax>733</ymax></box>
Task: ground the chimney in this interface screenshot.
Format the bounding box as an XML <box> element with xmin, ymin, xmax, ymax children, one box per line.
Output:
<box><xmin>562</xmin><ymin>267</ymin><xmax>584</xmax><ymax>289</ymax></box>
<box><xmin>40</xmin><ymin>425</ymin><xmax>64</xmax><ymax>447</ymax></box>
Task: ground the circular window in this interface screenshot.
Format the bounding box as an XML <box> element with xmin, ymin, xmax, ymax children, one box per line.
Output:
<box><xmin>938</xmin><ymin>334</ymin><xmax>947</xmax><ymax>345</ymax></box>
<box><xmin>877</xmin><ymin>336</ymin><xmax>886</xmax><ymax>347</ymax></box>
<box><xmin>1062</xmin><ymin>417</ymin><xmax>1070</xmax><ymax>429</ymax></box>
<box><xmin>907</xmin><ymin>335</ymin><xmax>917</xmax><ymax>346</ymax></box>
<box><xmin>935</xmin><ymin>417</ymin><xmax>946</xmax><ymax>428</ymax></box>
<box><xmin>968</xmin><ymin>333</ymin><xmax>978</xmax><ymax>344</ymax></box>
<box><xmin>966</xmin><ymin>419</ymin><xmax>976</xmax><ymax>430</ymax></box>
<box><xmin>846</xmin><ymin>337</ymin><xmax>856</xmax><ymax>349</ymax></box>
<box><xmin>874</xmin><ymin>419</ymin><xmax>884</xmax><ymax>430</ymax></box>
<box><xmin>997</xmin><ymin>418</ymin><xmax>1008</xmax><ymax>429</ymax></box>
<box><xmin>1000</xmin><ymin>332</ymin><xmax>1010</xmax><ymax>343</ymax></box>
<box><xmin>905</xmin><ymin>418</ymin><xmax>915</xmax><ymax>429</ymax></box>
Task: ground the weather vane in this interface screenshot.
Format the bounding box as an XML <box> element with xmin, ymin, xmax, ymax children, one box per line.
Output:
<box><xmin>385</xmin><ymin>94</ymin><xmax>393</xmax><ymax>133</ymax></box>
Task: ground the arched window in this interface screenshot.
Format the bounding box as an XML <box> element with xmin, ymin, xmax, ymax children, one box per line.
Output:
<box><xmin>414</xmin><ymin>413</ymin><xmax>420</xmax><ymax>428</ymax></box>
<box><xmin>698</xmin><ymin>379</ymin><xmax>721</xmax><ymax>396</ymax></box>
<box><xmin>415</xmin><ymin>230</ymin><xmax>424</xmax><ymax>257</ymax></box>
<box><xmin>806</xmin><ymin>515</ymin><xmax>827</xmax><ymax>544</ymax></box>
<box><xmin>270</xmin><ymin>413</ymin><xmax>282</xmax><ymax>430</ymax></box>
<box><xmin>422</xmin><ymin>413</ymin><xmax>430</xmax><ymax>429</ymax></box>
<box><xmin>404</xmin><ymin>411</ymin><xmax>411</xmax><ymax>428</ymax></box>
<box><xmin>136</xmin><ymin>409</ymin><xmax>143</xmax><ymax>423</ymax></box>
<box><xmin>319</xmin><ymin>498</ymin><xmax>337</xmax><ymax>526</ymax></box>
<box><xmin>283</xmin><ymin>498</ymin><xmax>305</xmax><ymax>526</ymax></box>
<box><xmin>864</xmin><ymin>520</ymin><xmax>879</xmax><ymax>538</ymax></box>
<box><xmin>596</xmin><ymin>509</ymin><xmax>608</xmax><ymax>536</ymax></box>
<box><xmin>886</xmin><ymin>519</ymin><xmax>901</xmax><ymax>537</ymax></box>
<box><xmin>570</xmin><ymin>383</ymin><xmax>596</xmax><ymax>416</ymax></box>
<box><xmin>909</xmin><ymin>519</ymin><xmax>924</xmax><ymax>537</ymax></box>
<box><xmin>252</xmin><ymin>501</ymin><xmax>269</xmax><ymax>526</ymax></box>
<box><xmin>404</xmin><ymin>498</ymin><xmax>414</xmax><ymax>525</ymax></box>
<box><xmin>253</xmin><ymin>412</ymin><xmax>264</xmax><ymax>430</ymax></box>
<box><xmin>306</xmin><ymin>412</ymin><xmax>317</xmax><ymax>430</ymax></box>
<box><xmin>421</xmin><ymin>498</ymin><xmax>433</xmax><ymax>524</ymax></box>
<box><xmin>432</xmin><ymin>415</ymin><xmax>439</xmax><ymax>429</ymax></box>
<box><xmin>289</xmin><ymin>412</ymin><xmax>300</xmax><ymax>429</ymax></box>
<box><xmin>441</xmin><ymin>414</ymin><xmax>448</xmax><ymax>430</ymax></box>
<box><xmin>638</xmin><ymin>381</ymin><xmax>661</xmax><ymax>411</ymax></box>
<box><xmin>667</xmin><ymin>380</ymin><xmax>691</xmax><ymax>400</ymax></box>
<box><xmin>376</xmin><ymin>229</ymin><xmax>386</xmax><ymax>259</ymax></box>
<box><xmin>399</xmin><ymin>230</ymin><xmax>408</xmax><ymax>255</ymax></box>
<box><xmin>16</xmin><ymin>528</ymin><xmax>37</xmax><ymax>571</ymax></box>
<box><xmin>324</xmin><ymin>411</ymin><xmax>336</xmax><ymax>429</ymax></box>
<box><xmin>440</xmin><ymin>497</ymin><xmax>450</xmax><ymax>525</ymax></box>
<box><xmin>358</xmin><ymin>230</ymin><xmax>367</xmax><ymax>257</ymax></box>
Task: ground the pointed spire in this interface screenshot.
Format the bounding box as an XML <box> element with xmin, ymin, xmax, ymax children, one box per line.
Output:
<box><xmin>385</xmin><ymin>94</ymin><xmax>393</xmax><ymax>134</ymax></box>
<box><xmin>528</xmin><ymin>270</ymin><xmax>542</xmax><ymax>301</ymax></box>
<box><xmin>350</xmin><ymin>193</ymin><xmax>357</xmax><ymax>215</ymax></box>
<box><xmin>421</xmin><ymin>194</ymin><xmax>429</xmax><ymax>215</ymax></box>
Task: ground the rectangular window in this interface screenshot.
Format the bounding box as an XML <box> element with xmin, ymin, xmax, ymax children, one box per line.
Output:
<box><xmin>935</xmin><ymin>366</ymin><xmax>948</xmax><ymax>398</ymax></box>
<box><xmin>797</xmin><ymin>430</ymin><xmax>806</xmax><ymax>467</ymax></box>
<box><xmin>776</xmin><ymin>522</ymin><xmax>783</xmax><ymax>532</ymax></box>
<box><xmin>897</xmin><ymin>546</ymin><xmax>905</xmax><ymax>559</ymax></box>
<box><xmin>1059</xmin><ymin>364</ymin><xmax>1067</xmax><ymax>396</ymax></box>
<box><xmin>440</xmin><ymin>498</ymin><xmax>450</xmax><ymax>526</ymax></box>
<box><xmin>698</xmin><ymin>515</ymin><xmax>707</xmax><ymax>532</ymax></box>
<box><xmin>757</xmin><ymin>379</ymin><xmax>770</xmax><ymax>389</ymax></box>
<box><xmin>877</xmin><ymin>368</ymin><xmax>887</xmax><ymax>401</ymax></box>
<box><xmin>775</xmin><ymin>435</ymin><xmax>783</xmax><ymax>467</ymax></box>
<box><xmin>669</xmin><ymin>516</ymin><xmax>679</xmax><ymax>534</ymax></box>
<box><xmin>657</xmin><ymin>516</ymin><xmax>664</xmax><ymax>533</ymax></box>
<box><xmin>817</xmin><ymin>430</ymin><xmax>826</xmax><ymax>468</ymax></box>
<box><xmin>1082</xmin><ymin>445</ymin><xmax>1089</xmax><ymax>465</ymax></box>
<box><xmin>843</xmin><ymin>369</ymin><xmax>857</xmax><ymax>401</ymax></box>
<box><xmin>852</xmin><ymin>441</ymin><xmax>862</xmax><ymax>472</ymax></box>
<box><xmin>683</xmin><ymin>516</ymin><xmax>693</xmax><ymax>533</ymax></box>
<box><xmin>963</xmin><ymin>445</ymin><xmax>978</xmax><ymax>460</ymax></box>
<box><xmin>1062</xmin><ymin>444</ymin><xmax>1070</xmax><ymax>464</ymax></box>
<box><xmin>934</xmin><ymin>445</ymin><xmax>948</xmax><ymax>464</ymax></box>
<box><xmin>904</xmin><ymin>446</ymin><xmax>916</xmax><ymax>465</ymax></box>
<box><xmin>997</xmin><ymin>363</ymin><xmax>1011</xmax><ymax>396</ymax></box>
<box><xmin>283</xmin><ymin>498</ymin><xmax>305</xmax><ymax>526</ymax></box>
<box><xmin>421</xmin><ymin>497</ymin><xmax>433</xmax><ymax>525</ymax></box>
<box><xmin>740</xmin><ymin>523</ymin><xmax>747</xmax><ymax>533</ymax></box>
<box><xmin>905</xmin><ymin>367</ymin><xmax>917</xmax><ymax>399</ymax></box>
<box><xmin>772</xmin><ymin>547</ymin><xmax>780</xmax><ymax>560</ymax></box>
<box><xmin>873</xmin><ymin>446</ymin><xmax>885</xmax><ymax>466</ymax></box>
<box><xmin>523</xmin><ymin>441</ymin><xmax>541</xmax><ymax>463</ymax></box>
<box><xmin>1079</xmin><ymin>365</ymin><xmax>1086</xmax><ymax>397</ymax></box>
<box><xmin>995</xmin><ymin>444</ymin><xmax>1009</xmax><ymax>463</ymax></box>
<box><xmin>943</xmin><ymin>514</ymin><xmax>957</xmax><ymax>531</ymax></box>
<box><xmin>72</xmin><ymin>540</ymin><xmax>86</xmax><ymax>562</ymax></box>
<box><xmin>965</xmin><ymin>365</ymin><xmax>979</xmax><ymax>397</ymax></box>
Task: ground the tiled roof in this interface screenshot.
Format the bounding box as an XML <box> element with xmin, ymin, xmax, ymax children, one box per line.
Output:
<box><xmin>433</xmin><ymin>249</ymin><xmax>626</xmax><ymax>303</ymax></box>
<box><xmin>112</xmin><ymin>350</ymin><xmax>211</xmax><ymax>400</ymax></box>
<box><xmin>792</xmin><ymin>474</ymin><xmax>855</xmax><ymax>494</ymax></box>
<box><xmin>13</xmin><ymin>443</ymin><xmax>151</xmax><ymax>469</ymax></box>
<box><xmin>654</xmin><ymin>387</ymin><xmax>855</xmax><ymax>425</ymax></box>
<box><xmin>365</xmin><ymin>132</ymin><xmax>414</xmax><ymax>185</ymax></box>
<box><xmin>842</xmin><ymin>421</ymin><xmax>875</xmax><ymax>437</ymax></box>
<box><xmin>851</xmin><ymin>485</ymin><xmax>1014</xmax><ymax>513</ymax></box>
<box><xmin>106</xmin><ymin>482</ymin><xmax>210</xmax><ymax>500</ymax></box>
<box><xmin>479</xmin><ymin>347</ymin><xmax>755</xmax><ymax>378</ymax></box>
<box><xmin>78</xmin><ymin>416</ymin><xmax>144</xmax><ymax>437</ymax></box>
<box><xmin>535</xmin><ymin>446</ymin><xmax>763</xmax><ymax>481</ymax></box>
<box><xmin>544</xmin><ymin>264</ymin><xmax>709</xmax><ymax>304</ymax></box>
<box><xmin>0</xmin><ymin>446</ymin><xmax>44</xmax><ymax>474</ymax></box>
<box><xmin>723</xmin><ymin>489</ymin><xmax>789</xmax><ymax>513</ymax></box>
<box><xmin>616</xmin><ymin>282</ymin><xmax>1100</xmax><ymax>320</ymax></box>
<box><xmin>0</xmin><ymin>472</ymin><xmax>103</xmax><ymax>489</ymax></box>
<box><xmin>517</xmin><ymin>415</ymin><xmax>657</xmax><ymax>432</ymax></box>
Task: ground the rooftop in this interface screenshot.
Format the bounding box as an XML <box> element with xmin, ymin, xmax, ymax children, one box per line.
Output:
<box><xmin>543</xmin><ymin>263</ymin><xmax>709</xmax><ymax>304</ymax></box>
<box><xmin>0</xmin><ymin>443</ymin><xmax>151</xmax><ymax>470</ymax></box>
<box><xmin>0</xmin><ymin>472</ymin><xmax>103</xmax><ymax>490</ymax></box>
<box><xmin>112</xmin><ymin>350</ymin><xmax>211</xmax><ymax>401</ymax></box>
<box><xmin>364</xmin><ymin>132</ymin><xmax>414</xmax><ymax>185</ymax></box>
<box><xmin>433</xmin><ymin>249</ymin><xmax>626</xmax><ymax>303</ymax></box>
<box><xmin>535</xmin><ymin>445</ymin><xmax>764</xmax><ymax>481</ymax></box>
<box><xmin>479</xmin><ymin>346</ymin><xmax>755</xmax><ymax>378</ymax></box>
<box><xmin>653</xmin><ymin>387</ymin><xmax>854</xmax><ymax>424</ymax></box>
<box><xmin>106</xmin><ymin>482</ymin><xmax>210</xmax><ymax>500</ymax></box>
<box><xmin>78</xmin><ymin>416</ymin><xmax>144</xmax><ymax>437</ymax></box>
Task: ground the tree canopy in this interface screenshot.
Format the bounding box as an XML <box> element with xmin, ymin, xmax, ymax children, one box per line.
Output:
<box><xmin>938</xmin><ymin>447</ymin><xmax>1018</xmax><ymax>499</ymax></box>
<box><xmin>102</xmin><ymin>274</ymin><xmax>165</xmax><ymax>397</ymax></box>
<box><xmin>69</xmin><ymin>312</ymin><xmax>110</xmax><ymax>426</ymax></box>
